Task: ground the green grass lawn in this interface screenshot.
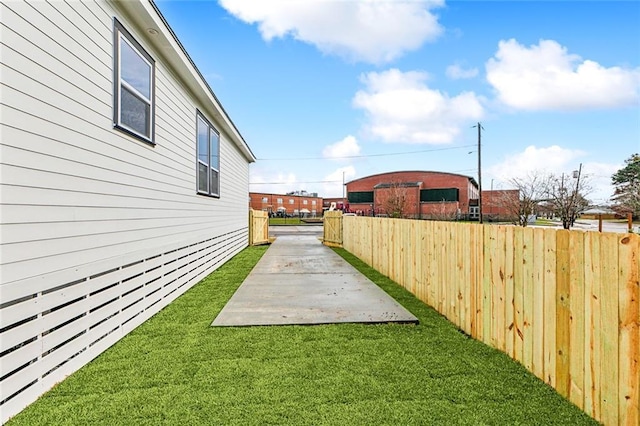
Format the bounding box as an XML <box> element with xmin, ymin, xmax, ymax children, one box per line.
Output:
<box><xmin>533</xmin><ymin>218</ymin><xmax>559</xmax><ymax>227</ymax></box>
<box><xmin>269</xmin><ymin>217</ymin><xmax>304</xmax><ymax>225</ymax></box>
<box><xmin>7</xmin><ymin>246</ymin><xmax>596</xmax><ymax>426</ymax></box>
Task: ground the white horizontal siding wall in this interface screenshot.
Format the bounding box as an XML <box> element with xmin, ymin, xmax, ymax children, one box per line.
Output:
<box><xmin>0</xmin><ymin>0</ymin><xmax>252</xmax><ymax>422</ymax></box>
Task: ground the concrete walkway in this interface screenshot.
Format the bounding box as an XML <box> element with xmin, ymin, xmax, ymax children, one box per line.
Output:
<box><xmin>211</xmin><ymin>232</ymin><xmax>418</xmax><ymax>326</ymax></box>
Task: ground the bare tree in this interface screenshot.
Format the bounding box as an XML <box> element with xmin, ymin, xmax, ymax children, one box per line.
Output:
<box><xmin>381</xmin><ymin>181</ymin><xmax>410</xmax><ymax>218</ymax></box>
<box><xmin>494</xmin><ymin>173</ymin><xmax>551</xmax><ymax>226</ymax></box>
<box><xmin>430</xmin><ymin>200</ymin><xmax>459</xmax><ymax>221</ymax></box>
<box><xmin>547</xmin><ymin>165</ymin><xmax>591</xmax><ymax>229</ymax></box>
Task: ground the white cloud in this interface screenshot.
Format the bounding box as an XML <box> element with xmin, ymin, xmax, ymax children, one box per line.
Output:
<box><xmin>218</xmin><ymin>0</ymin><xmax>444</xmax><ymax>63</ymax></box>
<box><xmin>486</xmin><ymin>145</ymin><xmax>619</xmax><ymax>204</ymax></box>
<box><xmin>322</xmin><ymin>135</ymin><xmax>361</xmax><ymax>160</ymax></box>
<box><xmin>487</xmin><ymin>145</ymin><xmax>585</xmax><ymax>181</ymax></box>
<box><xmin>322</xmin><ymin>166</ymin><xmax>356</xmax><ymax>198</ymax></box>
<box><xmin>486</xmin><ymin>39</ymin><xmax>640</xmax><ymax>111</ymax></box>
<box><xmin>249</xmin><ymin>168</ymin><xmax>298</xmax><ymax>194</ymax></box>
<box><xmin>352</xmin><ymin>69</ymin><xmax>484</xmax><ymax>144</ymax></box>
<box><xmin>580</xmin><ymin>162</ymin><xmax>620</xmax><ymax>204</ymax></box>
<box><xmin>446</xmin><ymin>64</ymin><xmax>478</xmax><ymax>79</ymax></box>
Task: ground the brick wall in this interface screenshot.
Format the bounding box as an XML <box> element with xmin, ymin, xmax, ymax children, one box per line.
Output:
<box><xmin>482</xmin><ymin>189</ymin><xmax>520</xmax><ymax>220</ymax></box>
<box><xmin>249</xmin><ymin>192</ymin><xmax>322</xmax><ymax>216</ymax></box>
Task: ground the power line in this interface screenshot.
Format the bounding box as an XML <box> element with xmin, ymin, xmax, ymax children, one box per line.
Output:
<box><xmin>250</xmin><ymin>169</ymin><xmax>480</xmax><ymax>186</ymax></box>
<box><xmin>250</xmin><ymin>180</ymin><xmax>342</xmax><ymax>185</ymax></box>
<box><xmin>258</xmin><ymin>144</ymin><xmax>476</xmax><ymax>161</ymax></box>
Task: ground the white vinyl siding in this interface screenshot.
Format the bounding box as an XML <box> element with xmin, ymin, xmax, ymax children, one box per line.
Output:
<box><xmin>0</xmin><ymin>1</ymin><xmax>253</xmax><ymax>422</ymax></box>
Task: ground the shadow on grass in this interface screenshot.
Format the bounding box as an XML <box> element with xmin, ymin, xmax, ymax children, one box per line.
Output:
<box><xmin>7</xmin><ymin>246</ymin><xmax>597</xmax><ymax>426</ymax></box>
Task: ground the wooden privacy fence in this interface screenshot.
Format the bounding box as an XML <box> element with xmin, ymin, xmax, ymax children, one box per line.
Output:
<box><xmin>341</xmin><ymin>216</ymin><xmax>639</xmax><ymax>426</ymax></box>
<box><xmin>323</xmin><ymin>211</ymin><xmax>343</xmax><ymax>247</ymax></box>
<box><xmin>249</xmin><ymin>209</ymin><xmax>269</xmax><ymax>245</ymax></box>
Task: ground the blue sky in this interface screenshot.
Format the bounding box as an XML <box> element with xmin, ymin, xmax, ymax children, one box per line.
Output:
<box><xmin>156</xmin><ymin>0</ymin><xmax>640</xmax><ymax>203</ymax></box>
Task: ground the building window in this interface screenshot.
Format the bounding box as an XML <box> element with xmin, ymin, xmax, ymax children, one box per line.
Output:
<box><xmin>289</xmin><ymin>199</ymin><xmax>294</xmax><ymax>204</ymax></box>
<box><xmin>113</xmin><ymin>19</ymin><xmax>155</xmax><ymax>143</ymax></box>
<box><xmin>469</xmin><ymin>206</ymin><xmax>480</xmax><ymax>219</ymax></box>
<box><xmin>348</xmin><ymin>191</ymin><xmax>374</xmax><ymax>203</ymax></box>
<box><xmin>277</xmin><ymin>198</ymin><xmax>283</xmax><ymax>204</ymax></box>
<box><xmin>312</xmin><ymin>200</ymin><xmax>316</xmax><ymax>205</ymax></box>
<box><xmin>420</xmin><ymin>188</ymin><xmax>459</xmax><ymax>202</ymax></box>
<box><xmin>196</xmin><ymin>112</ymin><xmax>220</xmax><ymax>197</ymax></box>
<box><xmin>262</xmin><ymin>197</ymin><xmax>268</xmax><ymax>202</ymax></box>
<box><xmin>303</xmin><ymin>200</ymin><xmax>308</xmax><ymax>205</ymax></box>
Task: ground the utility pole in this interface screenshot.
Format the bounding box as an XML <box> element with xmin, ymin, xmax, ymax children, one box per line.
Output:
<box><xmin>472</xmin><ymin>122</ymin><xmax>484</xmax><ymax>224</ymax></box>
<box><xmin>570</xmin><ymin>163</ymin><xmax>583</xmax><ymax>227</ymax></box>
<box><xmin>342</xmin><ymin>171</ymin><xmax>346</xmax><ymax>203</ymax></box>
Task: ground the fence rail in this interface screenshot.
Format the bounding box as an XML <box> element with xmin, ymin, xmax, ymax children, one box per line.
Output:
<box><xmin>340</xmin><ymin>215</ymin><xmax>639</xmax><ymax>426</ymax></box>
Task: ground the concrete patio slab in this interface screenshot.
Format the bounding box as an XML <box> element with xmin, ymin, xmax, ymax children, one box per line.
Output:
<box><xmin>211</xmin><ymin>234</ymin><xmax>418</xmax><ymax>327</ymax></box>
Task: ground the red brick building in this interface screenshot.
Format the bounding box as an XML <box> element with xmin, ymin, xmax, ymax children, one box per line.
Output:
<box><xmin>482</xmin><ymin>189</ymin><xmax>520</xmax><ymax>222</ymax></box>
<box><xmin>346</xmin><ymin>171</ymin><xmax>480</xmax><ymax>219</ymax></box>
<box><xmin>249</xmin><ymin>192</ymin><xmax>322</xmax><ymax>217</ymax></box>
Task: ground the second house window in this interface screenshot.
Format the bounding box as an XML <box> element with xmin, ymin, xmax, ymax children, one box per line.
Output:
<box><xmin>197</xmin><ymin>112</ymin><xmax>220</xmax><ymax>197</ymax></box>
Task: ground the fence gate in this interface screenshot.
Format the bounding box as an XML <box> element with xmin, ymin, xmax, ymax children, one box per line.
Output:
<box><xmin>323</xmin><ymin>211</ymin><xmax>343</xmax><ymax>247</ymax></box>
<box><xmin>249</xmin><ymin>210</ymin><xmax>269</xmax><ymax>245</ymax></box>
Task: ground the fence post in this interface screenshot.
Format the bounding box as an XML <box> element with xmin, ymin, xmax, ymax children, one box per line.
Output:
<box><xmin>249</xmin><ymin>209</ymin><xmax>254</xmax><ymax>245</ymax></box>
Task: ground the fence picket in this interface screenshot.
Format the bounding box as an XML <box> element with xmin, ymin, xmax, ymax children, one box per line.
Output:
<box><xmin>569</xmin><ymin>231</ymin><xmax>586</xmax><ymax>407</ymax></box>
<box><xmin>462</xmin><ymin>224</ymin><xmax>472</xmax><ymax>334</ymax></box>
<box><xmin>544</xmin><ymin>228</ymin><xmax>557</xmax><ymax>387</ymax></box>
<box><xmin>532</xmin><ymin>228</ymin><xmax>546</xmax><ymax>380</ymax></box>
<box><xmin>600</xmin><ymin>233</ymin><xmax>620</xmax><ymax>425</ymax></box>
<box><xmin>584</xmin><ymin>231</ymin><xmax>602</xmax><ymax>419</ymax></box>
<box><xmin>618</xmin><ymin>234</ymin><xmax>639</xmax><ymax>426</ymax></box>
<box><xmin>469</xmin><ymin>224</ymin><xmax>479</xmax><ymax>338</ymax></box>
<box><xmin>556</xmin><ymin>229</ymin><xmax>571</xmax><ymax>398</ymax></box>
<box><xmin>482</xmin><ymin>225</ymin><xmax>493</xmax><ymax>346</ymax></box>
<box><xmin>505</xmin><ymin>226</ymin><xmax>515</xmax><ymax>359</ymax></box>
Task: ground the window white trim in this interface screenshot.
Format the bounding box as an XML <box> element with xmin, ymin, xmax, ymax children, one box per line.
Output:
<box><xmin>113</xmin><ymin>18</ymin><xmax>155</xmax><ymax>144</ymax></box>
<box><xmin>196</xmin><ymin>111</ymin><xmax>220</xmax><ymax>197</ymax></box>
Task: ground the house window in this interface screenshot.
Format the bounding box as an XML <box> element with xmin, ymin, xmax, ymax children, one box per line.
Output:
<box><xmin>262</xmin><ymin>197</ymin><xmax>268</xmax><ymax>202</ymax></box>
<box><xmin>196</xmin><ymin>112</ymin><xmax>220</xmax><ymax>197</ymax></box>
<box><xmin>277</xmin><ymin>198</ymin><xmax>283</xmax><ymax>204</ymax></box>
<box><xmin>113</xmin><ymin>19</ymin><xmax>155</xmax><ymax>143</ymax></box>
<box><xmin>303</xmin><ymin>200</ymin><xmax>308</xmax><ymax>205</ymax></box>
<box><xmin>289</xmin><ymin>199</ymin><xmax>294</xmax><ymax>205</ymax></box>
<box><xmin>312</xmin><ymin>200</ymin><xmax>316</xmax><ymax>206</ymax></box>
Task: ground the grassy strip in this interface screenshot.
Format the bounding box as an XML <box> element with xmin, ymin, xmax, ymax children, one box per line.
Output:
<box><xmin>534</xmin><ymin>218</ymin><xmax>558</xmax><ymax>227</ymax></box>
<box><xmin>269</xmin><ymin>217</ymin><xmax>304</xmax><ymax>225</ymax></box>
<box><xmin>8</xmin><ymin>246</ymin><xmax>596</xmax><ymax>426</ymax></box>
